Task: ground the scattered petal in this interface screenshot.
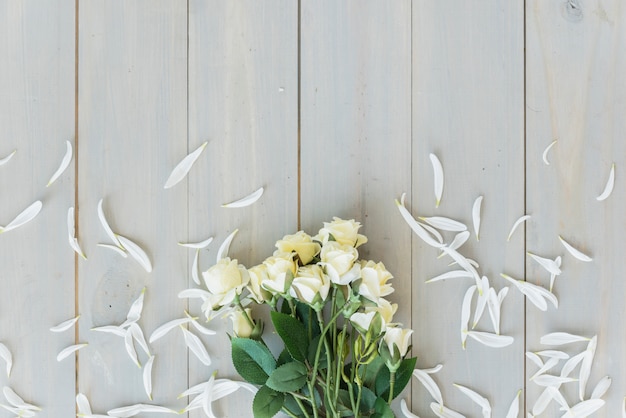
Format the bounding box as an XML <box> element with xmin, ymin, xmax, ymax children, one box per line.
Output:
<box><xmin>129</xmin><ymin>323</ymin><xmax>151</xmax><ymax>357</ymax></box>
<box><xmin>540</xmin><ymin>332</ymin><xmax>590</xmax><ymax>346</ymax></box>
<box><xmin>487</xmin><ymin>287</ymin><xmax>505</xmax><ymax>334</ymax></box>
<box><xmin>622</xmin><ymin>396</ymin><xmax>625</xmax><ymax>418</ymax></box>
<box><xmin>550</xmin><ymin>256</ymin><xmax>562</xmax><ymax>292</ymax></box>
<box><xmin>558</xmin><ymin>235</ymin><xmax>592</xmax><ymax>262</ymax></box>
<box><xmin>164</xmin><ymin>141</ymin><xmax>208</xmax><ymax>189</ymax></box>
<box><xmin>472</xmin><ymin>276</ymin><xmax>490</xmax><ymax>329</ymax></box>
<box><xmin>179</xmin><ymin>236</ymin><xmax>214</xmax><ymax>249</ymax></box>
<box><xmin>507</xmin><ymin>215</ymin><xmax>531</xmax><ymax>241</ymax></box>
<box><xmin>561</xmin><ymin>351</ymin><xmax>587</xmax><ymax>378</ymax></box>
<box><xmin>47</xmin><ymin>140</ymin><xmax>72</xmax><ymax>187</ymax></box>
<box><xmin>430</xmin><ymin>153</ymin><xmax>444</xmax><ymax>208</ymax></box>
<box><xmin>596</xmin><ymin>163</ymin><xmax>615</xmax><ymax>201</ymax></box>
<box><xmin>560</xmin><ymin>399</ymin><xmax>604</xmax><ymax>418</ymax></box>
<box><xmin>500</xmin><ymin>273</ymin><xmax>557</xmax><ymax>311</ymax></box>
<box><xmin>505</xmin><ymin>390</ymin><xmax>521</xmax><ymax>418</ymax></box>
<box><xmin>97</xmin><ymin>199</ymin><xmax>123</xmax><ymax>248</ymax></box>
<box><xmin>122</xmin><ymin>288</ymin><xmax>146</xmax><ymax>327</ymax></box>
<box><xmin>426</xmin><ymin>270</ymin><xmax>474</xmax><ymax>284</ymax></box>
<box><xmin>216</xmin><ymin>229</ymin><xmax>239</xmax><ymax>262</ymax></box>
<box><xmin>542</xmin><ymin>140</ymin><xmax>557</xmax><ymax>165</ymax></box>
<box><xmin>395</xmin><ymin>196</ymin><xmax>444</xmax><ymax>248</ymax></box>
<box><xmin>98</xmin><ymin>243</ymin><xmax>128</xmax><ymax>257</ymax></box>
<box><xmin>547</xmin><ymin>386</ymin><xmax>570</xmax><ymax>411</ymax></box>
<box><xmin>447</xmin><ymin>231</ymin><xmax>470</xmax><ymax>253</ymax></box>
<box><xmin>149</xmin><ymin>317</ymin><xmax>195</xmax><ymax>343</ymax></box>
<box><xmin>124</xmin><ymin>329</ymin><xmax>141</xmax><ymax>368</ymax></box>
<box><xmin>0</xmin><ymin>200</ymin><xmax>42</xmax><ymax>234</ymax></box>
<box><xmin>76</xmin><ymin>393</ymin><xmax>92</xmax><ymax>415</ymax></box>
<box><xmin>461</xmin><ymin>286</ymin><xmax>476</xmax><ymax>349</ymax></box>
<box><xmin>108</xmin><ymin>403</ymin><xmax>178</xmax><ymax>417</ymax></box>
<box><xmin>50</xmin><ymin>315</ymin><xmax>80</xmax><ymax>333</ymax></box>
<box><xmin>466</xmin><ymin>331</ymin><xmax>514</xmax><ymax>348</ymax></box>
<box><xmin>472</xmin><ymin>196</ymin><xmax>483</xmax><ymax>241</ymax></box>
<box><xmin>0</xmin><ymin>344</ymin><xmax>13</xmax><ymax>376</ymax></box>
<box><xmin>178</xmin><ymin>289</ymin><xmax>211</xmax><ymax>301</ymax></box>
<box><xmin>579</xmin><ymin>336</ymin><xmax>597</xmax><ymax>401</ymax></box>
<box><xmin>400</xmin><ymin>399</ymin><xmax>420</xmax><ymax>418</ymax></box>
<box><xmin>531</xmin><ymin>387</ymin><xmax>552</xmax><ymax>417</ymax></box>
<box><xmin>181</xmin><ymin>327</ymin><xmax>211</xmax><ymax>366</ymax></box>
<box><xmin>0</xmin><ymin>149</ymin><xmax>16</xmax><ymax>166</ymax></box>
<box><xmin>419</xmin><ymin>216</ymin><xmax>467</xmax><ymax>232</ymax></box>
<box><xmin>527</xmin><ymin>252</ymin><xmax>561</xmax><ymax>276</ymax></box>
<box><xmin>117</xmin><ymin>235</ymin><xmax>152</xmax><ymax>273</ymax></box>
<box><xmin>590</xmin><ymin>376</ymin><xmax>611</xmax><ymax>399</ymax></box>
<box><xmin>91</xmin><ymin>325</ymin><xmax>126</xmax><ymax>337</ymax></box>
<box><xmin>530</xmin><ymin>357</ymin><xmax>560</xmax><ymax>380</ymax></box>
<box><xmin>185</xmin><ymin>311</ymin><xmax>216</xmax><ymax>336</ymax></box>
<box><xmin>440</xmin><ymin>246</ymin><xmax>481</xmax><ymax>288</ymax></box>
<box><xmin>3</xmin><ymin>386</ymin><xmax>41</xmax><ymax>411</ymax></box>
<box><xmin>57</xmin><ymin>343</ymin><xmax>87</xmax><ymax>362</ymax></box>
<box><xmin>454</xmin><ymin>383</ymin><xmax>491</xmax><ymax>418</ymax></box>
<box><xmin>67</xmin><ymin>207</ymin><xmax>87</xmax><ymax>259</ymax></box>
<box><xmin>532</xmin><ymin>375</ymin><xmax>577</xmax><ymax>387</ymax></box>
<box><xmin>430</xmin><ymin>402</ymin><xmax>465</xmax><ymax>418</ymax></box>
<box><xmin>413</xmin><ymin>367</ymin><xmax>443</xmax><ymax>405</ymax></box>
<box><xmin>536</xmin><ymin>350</ymin><xmax>569</xmax><ymax>360</ymax></box>
<box><xmin>222</xmin><ymin>187</ymin><xmax>264</xmax><ymax>208</ymax></box>
<box><xmin>191</xmin><ymin>249</ymin><xmax>201</xmax><ymax>285</ymax></box>
<box><xmin>526</xmin><ymin>352</ymin><xmax>544</xmax><ymax>368</ymax></box>
<box><xmin>143</xmin><ymin>355</ymin><xmax>155</xmax><ymax>400</ymax></box>
<box><xmin>419</xmin><ymin>221</ymin><xmax>444</xmax><ymax>244</ymax></box>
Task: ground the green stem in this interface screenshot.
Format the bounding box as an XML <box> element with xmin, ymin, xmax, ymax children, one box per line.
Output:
<box><xmin>387</xmin><ymin>371</ymin><xmax>396</xmax><ymax>404</ymax></box>
<box><xmin>308</xmin><ymin>380</ymin><xmax>319</xmax><ymax>418</ymax></box>
<box><xmin>355</xmin><ymin>363</ymin><xmax>366</xmax><ymax>414</ymax></box>
<box><xmin>317</xmin><ymin>311</ymin><xmax>337</xmax><ymax>417</ymax></box>
<box><xmin>288</xmin><ymin>297</ymin><xmax>296</xmax><ymax>315</ymax></box>
<box><xmin>290</xmin><ymin>393</ymin><xmax>311</xmax><ymax>418</ymax></box>
<box><xmin>282</xmin><ymin>406</ymin><xmax>300</xmax><ymax>418</ymax></box>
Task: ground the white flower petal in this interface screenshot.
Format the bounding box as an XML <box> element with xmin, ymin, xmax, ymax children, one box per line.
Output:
<box><xmin>472</xmin><ymin>276</ymin><xmax>490</xmax><ymax>329</ymax></box>
<box><xmin>185</xmin><ymin>312</ymin><xmax>216</xmax><ymax>335</ymax></box>
<box><xmin>561</xmin><ymin>351</ymin><xmax>587</xmax><ymax>378</ymax></box>
<box><xmin>108</xmin><ymin>403</ymin><xmax>178</xmax><ymax>417</ymax></box>
<box><xmin>429</xmin><ymin>153</ymin><xmax>444</xmax><ymax>208</ymax></box>
<box><xmin>164</xmin><ymin>141</ymin><xmax>208</xmax><ymax>189</ymax></box>
<box><xmin>560</xmin><ymin>399</ymin><xmax>604</xmax><ymax>418</ymax></box>
<box><xmin>507</xmin><ymin>215</ymin><xmax>531</xmax><ymax>241</ymax></box>
<box><xmin>191</xmin><ymin>249</ymin><xmax>201</xmax><ymax>285</ymax></box>
<box><xmin>448</xmin><ymin>231</ymin><xmax>470</xmax><ymax>252</ymax></box>
<box><xmin>430</xmin><ymin>402</ymin><xmax>465</xmax><ymax>418</ymax></box>
<box><xmin>540</xmin><ymin>332</ymin><xmax>590</xmax><ymax>346</ymax></box>
<box><xmin>179</xmin><ymin>236</ymin><xmax>214</xmax><ymax>249</ymax></box>
<box><xmin>536</xmin><ymin>350</ymin><xmax>569</xmax><ymax>360</ymax></box>
<box><xmin>486</xmin><ymin>287</ymin><xmax>502</xmax><ymax>334</ymax></box>
<box><xmin>97</xmin><ymin>198</ymin><xmax>122</xmax><ymax>248</ymax></box>
<box><xmin>129</xmin><ymin>323</ymin><xmax>151</xmax><ymax>357</ymax></box>
<box><xmin>454</xmin><ymin>383</ymin><xmax>491</xmax><ymax>417</ymax></box>
<box><xmin>527</xmin><ymin>252</ymin><xmax>561</xmax><ymax>276</ymax></box>
<box><xmin>117</xmin><ymin>235</ymin><xmax>152</xmax><ymax>273</ymax></box>
<box><xmin>0</xmin><ymin>149</ymin><xmax>16</xmax><ymax>166</ymax></box>
<box><xmin>622</xmin><ymin>396</ymin><xmax>626</xmax><ymax>418</ymax></box>
<box><xmin>222</xmin><ymin>187</ymin><xmax>264</xmax><ymax>208</ymax></box>
<box><xmin>149</xmin><ymin>317</ymin><xmax>194</xmax><ymax>343</ymax></box>
<box><xmin>596</xmin><ymin>163</ymin><xmax>615</xmax><ymax>201</ymax></box>
<box><xmin>461</xmin><ymin>285</ymin><xmax>476</xmax><ymax>349</ymax></box>
<box><xmin>505</xmin><ymin>390</ymin><xmax>521</xmax><ymax>418</ymax></box>
<box><xmin>143</xmin><ymin>355</ymin><xmax>155</xmax><ymax>401</ymax></box>
<box><xmin>419</xmin><ymin>216</ymin><xmax>467</xmax><ymax>232</ymax></box>
<box><xmin>579</xmin><ymin>336</ymin><xmax>597</xmax><ymax>401</ymax></box>
<box><xmin>467</xmin><ymin>331</ymin><xmax>514</xmax><ymax>348</ymax></box>
<box><xmin>590</xmin><ymin>376</ymin><xmax>611</xmax><ymax>399</ymax></box>
<box><xmin>46</xmin><ymin>140</ymin><xmax>72</xmax><ymax>187</ymax></box>
<box><xmin>542</xmin><ymin>140</ymin><xmax>557</xmax><ymax>165</ymax></box>
<box><xmin>98</xmin><ymin>243</ymin><xmax>128</xmax><ymax>257</ymax></box>
<box><xmin>396</xmin><ymin>194</ymin><xmax>444</xmax><ymax>248</ymax></box>
<box><xmin>216</xmin><ymin>229</ymin><xmax>239</xmax><ymax>262</ymax></box>
<box><xmin>440</xmin><ymin>246</ymin><xmax>481</xmax><ymax>288</ymax></box>
<box><xmin>178</xmin><ymin>289</ymin><xmax>211</xmax><ymax>301</ymax></box>
<box><xmin>418</xmin><ymin>220</ymin><xmax>444</xmax><ymax>244</ymax></box>
<box><xmin>124</xmin><ymin>329</ymin><xmax>141</xmax><ymax>368</ymax></box>
<box><xmin>426</xmin><ymin>270</ymin><xmax>474</xmax><ymax>284</ymax></box>
<box><xmin>547</xmin><ymin>386</ymin><xmax>570</xmax><ymax>411</ymax></box>
<box><xmin>532</xmin><ymin>387</ymin><xmax>553</xmax><ymax>416</ymax></box>
<box><xmin>76</xmin><ymin>393</ymin><xmax>93</xmax><ymax>415</ymax></box>
<box><xmin>526</xmin><ymin>352</ymin><xmax>544</xmax><ymax>368</ymax></box>
<box><xmin>3</xmin><ymin>386</ymin><xmax>41</xmax><ymax>411</ymax></box>
<box><xmin>50</xmin><ymin>315</ymin><xmax>80</xmax><ymax>333</ymax></box>
<box><xmin>181</xmin><ymin>327</ymin><xmax>211</xmax><ymax>366</ymax></box>
<box><xmin>533</xmin><ymin>375</ymin><xmax>577</xmax><ymax>387</ymax></box>
<box><xmin>400</xmin><ymin>398</ymin><xmax>420</xmax><ymax>418</ymax></box>
<box><xmin>530</xmin><ymin>357</ymin><xmax>560</xmax><ymax>380</ymax></box>
<box><xmin>500</xmin><ymin>274</ymin><xmax>557</xmax><ymax>311</ymax></box>
<box><xmin>550</xmin><ymin>256</ymin><xmax>562</xmax><ymax>292</ymax></box>
<box><xmin>67</xmin><ymin>207</ymin><xmax>87</xmax><ymax>260</ymax></box>
<box><xmin>56</xmin><ymin>343</ymin><xmax>87</xmax><ymax>362</ymax></box>
<box><xmin>122</xmin><ymin>288</ymin><xmax>146</xmax><ymax>326</ymax></box>
<box><xmin>0</xmin><ymin>200</ymin><xmax>42</xmax><ymax>234</ymax></box>
<box><xmin>91</xmin><ymin>325</ymin><xmax>126</xmax><ymax>337</ymax></box>
<box><xmin>413</xmin><ymin>369</ymin><xmax>443</xmax><ymax>405</ymax></box>
<box><xmin>472</xmin><ymin>196</ymin><xmax>483</xmax><ymax>241</ymax></box>
<box><xmin>0</xmin><ymin>363</ymin><xmax>11</xmax><ymax>392</ymax></box>
<box><xmin>558</xmin><ymin>235</ymin><xmax>592</xmax><ymax>262</ymax></box>
<box><xmin>421</xmin><ymin>364</ymin><xmax>443</xmax><ymax>374</ymax></box>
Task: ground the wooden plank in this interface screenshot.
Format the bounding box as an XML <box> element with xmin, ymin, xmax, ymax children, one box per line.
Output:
<box><xmin>411</xmin><ymin>1</ymin><xmax>525</xmax><ymax>416</ymax></box>
<box><xmin>187</xmin><ymin>1</ymin><xmax>298</xmax><ymax>416</ymax></box>
<box><xmin>526</xmin><ymin>1</ymin><xmax>626</xmax><ymax>415</ymax></box>
<box><xmin>0</xmin><ymin>2</ymin><xmax>76</xmax><ymax>416</ymax></box>
<box><xmin>300</xmin><ymin>0</ymin><xmax>412</xmax><ymax>414</ymax></box>
<box><xmin>77</xmin><ymin>1</ymin><xmax>188</xmax><ymax>413</ymax></box>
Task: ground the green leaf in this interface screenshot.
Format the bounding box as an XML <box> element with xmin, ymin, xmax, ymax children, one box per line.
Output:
<box><xmin>232</xmin><ymin>338</ymin><xmax>277</xmax><ymax>385</ymax></box>
<box><xmin>372</xmin><ymin>397</ymin><xmax>395</xmax><ymax>418</ymax></box>
<box><xmin>271</xmin><ymin>311</ymin><xmax>309</xmax><ymax>362</ymax></box>
<box><xmin>266</xmin><ymin>362</ymin><xmax>308</xmax><ymax>393</ymax></box>
<box><xmin>284</xmin><ymin>394</ymin><xmax>309</xmax><ymax>417</ymax></box>
<box><xmin>358</xmin><ymin>385</ymin><xmax>377</xmax><ymax>414</ymax></box>
<box><xmin>277</xmin><ymin>348</ymin><xmax>292</xmax><ymax>367</ymax></box>
<box><xmin>375</xmin><ymin>357</ymin><xmax>417</xmax><ymax>400</ymax></box>
<box><xmin>307</xmin><ymin>334</ymin><xmax>327</xmax><ymax>369</ymax></box>
<box><xmin>253</xmin><ymin>385</ymin><xmax>284</xmax><ymax>418</ymax></box>
<box><xmin>295</xmin><ymin>301</ymin><xmax>320</xmax><ymax>338</ymax></box>
<box><xmin>362</xmin><ymin>355</ymin><xmax>385</xmax><ymax>389</ymax></box>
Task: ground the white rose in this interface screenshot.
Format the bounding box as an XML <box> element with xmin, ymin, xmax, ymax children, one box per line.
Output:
<box><xmin>202</xmin><ymin>257</ymin><xmax>250</xmax><ymax>307</ymax></box>
<box><xmin>320</xmin><ymin>241</ymin><xmax>360</xmax><ymax>285</ymax></box>
<box><xmin>261</xmin><ymin>253</ymin><xmax>297</xmax><ymax>294</ymax></box>
<box><xmin>290</xmin><ymin>265</ymin><xmax>330</xmax><ymax>306</ymax></box>
<box><xmin>383</xmin><ymin>327</ymin><xmax>413</xmax><ymax>357</ymax></box>
<box><xmin>315</xmin><ymin>217</ymin><xmax>368</xmax><ymax>248</ymax></box>
<box><xmin>247</xmin><ymin>264</ymin><xmax>272</xmax><ymax>303</ymax></box>
<box><xmin>275</xmin><ymin>231</ymin><xmax>321</xmax><ymax>265</ymax></box>
<box><xmin>365</xmin><ymin>298</ymin><xmax>397</xmax><ymax>328</ymax></box>
<box><xmin>358</xmin><ymin>260</ymin><xmax>394</xmax><ymax>302</ymax></box>
<box><xmin>230</xmin><ymin>308</ymin><xmax>254</xmax><ymax>338</ymax></box>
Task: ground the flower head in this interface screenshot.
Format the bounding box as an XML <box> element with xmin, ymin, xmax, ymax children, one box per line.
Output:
<box><xmin>320</xmin><ymin>241</ymin><xmax>360</xmax><ymax>285</ymax></box>
<box><xmin>202</xmin><ymin>258</ymin><xmax>250</xmax><ymax>308</ymax></box>
<box><xmin>275</xmin><ymin>231</ymin><xmax>321</xmax><ymax>265</ymax></box>
<box><xmin>315</xmin><ymin>217</ymin><xmax>368</xmax><ymax>248</ymax></box>
<box><xmin>261</xmin><ymin>253</ymin><xmax>297</xmax><ymax>294</ymax></box>
<box><xmin>290</xmin><ymin>265</ymin><xmax>330</xmax><ymax>309</ymax></box>
<box><xmin>358</xmin><ymin>260</ymin><xmax>394</xmax><ymax>302</ymax></box>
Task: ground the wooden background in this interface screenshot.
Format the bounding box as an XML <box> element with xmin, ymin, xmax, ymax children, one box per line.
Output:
<box><xmin>0</xmin><ymin>1</ymin><xmax>624</xmax><ymax>417</ymax></box>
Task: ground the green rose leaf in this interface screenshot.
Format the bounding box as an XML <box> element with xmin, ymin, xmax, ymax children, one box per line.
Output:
<box><xmin>362</xmin><ymin>355</ymin><xmax>385</xmax><ymax>390</ymax></box>
<box><xmin>231</xmin><ymin>337</ymin><xmax>277</xmax><ymax>385</ymax></box>
<box><xmin>375</xmin><ymin>356</ymin><xmax>417</xmax><ymax>400</ymax></box>
<box><xmin>277</xmin><ymin>348</ymin><xmax>292</xmax><ymax>367</ymax></box>
<box><xmin>266</xmin><ymin>362</ymin><xmax>308</xmax><ymax>393</ymax></box>
<box><xmin>372</xmin><ymin>397</ymin><xmax>395</xmax><ymax>418</ymax></box>
<box><xmin>271</xmin><ymin>311</ymin><xmax>309</xmax><ymax>362</ymax></box>
<box><xmin>307</xmin><ymin>334</ymin><xmax>328</xmax><ymax>369</ymax></box>
<box><xmin>358</xmin><ymin>385</ymin><xmax>377</xmax><ymax>415</ymax></box>
<box><xmin>253</xmin><ymin>385</ymin><xmax>284</xmax><ymax>418</ymax></box>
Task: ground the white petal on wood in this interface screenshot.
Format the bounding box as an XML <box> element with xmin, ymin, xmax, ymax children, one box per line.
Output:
<box><xmin>50</xmin><ymin>315</ymin><xmax>80</xmax><ymax>333</ymax></box>
<box><xmin>532</xmin><ymin>375</ymin><xmax>577</xmax><ymax>387</ymax></box>
<box><xmin>149</xmin><ymin>317</ymin><xmax>195</xmax><ymax>343</ymax></box>
<box><xmin>143</xmin><ymin>355</ymin><xmax>155</xmax><ymax>401</ymax></box>
<box><xmin>0</xmin><ymin>149</ymin><xmax>16</xmax><ymax>166</ymax></box>
<box><xmin>561</xmin><ymin>352</ymin><xmax>586</xmax><ymax>379</ymax></box>
<box><xmin>500</xmin><ymin>274</ymin><xmax>557</xmax><ymax>311</ymax></box>
<box><xmin>590</xmin><ymin>376</ymin><xmax>611</xmax><ymax>399</ymax></box>
<box><xmin>579</xmin><ymin>336</ymin><xmax>597</xmax><ymax>401</ymax></box>
<box><xmin>121</xmin><ymin>288</ymin><xmax>146</xmax><ymax>327</ymax></box>
<box><xmin>179</xmin><ymin>236</ymin><xmax>214</xmax><ymax>249</ymax></box>
<box><xmin>467</xmin><ymin>331</ymin><xmax>514</xmax><ymax>348</ymax></box>
<box><xmin>67</xmin><ymin>207</ymin><xmax>87</xmax><ymax>260</ymax></box>
<box><xmin>622</xmin><ymin>396</ymin><xmax>626</xmax><ymax>418</ymax></box>
<box><xmin>536</xmin><ymin>350</ymin><xmax>569</xmax><ymax>360</ymax></box>
<box><xmin>185</xmin><ymin>312</ymin><xmax>216</xmax><ymax>335</ymax></box>
<box><xmin>420</xmin><ymin>364</ymin><xmax>443</xmax><ymax>374</ymax></box>
<box><xmin>426</xmin><ymin>270</ymin><xmax>474</xmax><ymax>284</ymax></box>
<box><xmin>129</xmin><ymin>323</ymin><xmax>151</xmax><ymax>357</ymax></box>
<box><xmin>107</xmin><ymin>403</ymin><xmax>179</xmax><ymax>417</ymax></box>
<box><xmin>472</xmin><ymin>196</ymin><xmax>483</xmax><ymax>241</ymax></box>
<box><xmin>76</xmin><ymin>393</ymin><xmax>93</xmax><ymax>415</ymax></box>
<box><xmin>560</xmin><ymin>399</ymin><xmax>604</xmax><ymax>418</ymax></box>
<box><xmin>117</xmin><ymin>235</ymin><xmax>152</xmax><ymax>273</ymax></box>
<box><xmin>181</xmin><ymin>326</ymin><xmax>211</xmax><ymax>366</ymax></box>
<box><xmin>56</xmin><ymin>343</ymin><xmax>87</xmax><ymax>362</ymax></box>
<box><xmin>178</xmin><ymin>288</ymin><xmax>211</xmax><ymax>301</ymax></box>
<box><xmin>461</xmin><ymin>285</ymin><xmax>476</xmax><ymax>349</ymax></box>
<box><xmin>418</xmin><ymin>221</ymin><xmax>444</xmax><ymax>244</ymax></box>
<box><xmin>558</xmin><ymin>235</ymin><xmax>592</xmax><ymax>262</ymax></box>
<box><xmin>429</xmin><ymin>153</ymin><xmax>444</xmax><ymax>207</ymax></box>
<box><xmin>191</xmin><ymin>249</ymin><xmax>201</xmax><ymax>285</ymax></box>
<box><xmin>532</xmin><ymin>387</ymin><xmax>554</xmax><ymax>416</ymax></box>
<box><xmin>486</xmin><ymin>287</ymin><xmax>502</xmax><ymax>334</ymax></box>
<box><xmin>540</xmin><ymin>332</ymin><xmax>590</xmax><ymax>346</ymax></box>
<box><xmin>526</xmin><ymin>352</ymin><xmax>544</xmax><ymax>368</ymax></box>
<box><xmin>419</xmin><ymin>216</ymin><xmax>467</xmax><ymax>232</ymax></box>
<box><xmin>97</xmin><ymin>198</ymin><xmax>122</xmax><ymax>248</ymax></box>
<box><xmin>550</xmin><ymin>256</ymin><xmax>562</xmax><ymax>292</ymax></box>
<box><xmin>3</xmin><ymin>386</ymin><xmax>41</xmax><ymax>411</ymax></box>
<box><xmin>124</xmin><ymin>329</ymin><xmax>141</xmax><ymax>368</ymax></box>
<box><xmin>396</xmin><ymin>194</ymin><xmax>444</xmax><ymax>248</ymax></box>
<box><xmin>507</xmin><ymin>215</ymin><xmax>531</xmax><ymax>241</ymax></box>
<box><xmin>440</xmin><ymin>246</ymin><xmax>481</xmax><ymax>288</ymax></box>
<box><xmin>454</xmin><ymin>383</ymin><xmax>491</xmax><ymax>418</ymax></box>
<box><xmin>47</xmin><ymin>140</ymin><xmax>72</xmax><ymax>187</ymax></box>
<box><xmin>505</xmin><ymin>390</ymin><xmax>521</xmax><ymax>418</ymax></box>
<box><xmin>400</xmin><ymin>399</ymin><xmax>420</xmax><ymax>418</ymax></box>
<box><xmin>413</xmin><ymin>368</ymin><xmax>443</xmax><ymax>405</ymax></box>
<box><xmin>547</xmin><ymin>386</ymin><xmax>569</xmax><ymax>411</ymax></box>
<box><xmin>448</xmin><ymin>231</ymin><xmax>470</xmax><ymax>252</ymax></box>
<box><xmin>530</xmin><ymin>357</ymin><xmax>560</xmax><ymax>380</ymax></box>
<box><xmin>472</xmin><ymin>276</ymin><xmax>490</xmax><ymax>329</ymax></box>
<box><xmin>91</xmin><ymin>325</ymin><xmax>126</xmax><ymax>337</ymax></box>
<box><xmin>0</xmin><ymin>404</ymin><xmax>37</xmax><ymax>417</ymax></box>
<box><xmin>542</xmin><ymin>140</ymin><xmax>557</xmax><ymax>165</ymax></box>
<box><xmin>222</xmin><ymin>186</ymin><xmax>264</xmax><ymax>208</ymax></box>
<box><xmin>98</xmin><ymin>243</ymin><xmax>128</xmax><ymax>257</ymax></box>
<box><xmin>0</xmin><ymin>357</ymin><xmax>12</xmax><ymax>390</ymax></box>
<box><xmin>216</xmin><ymin>229</ymin><xmax>239</xmax><ymax>262</ymax></box>
<box><xmin>430</xmin><ymin>402</ymin><xmax>466</xmax><ymax>418</ymax></box>
<box><xmin>596</xmin><ymin>163</ymin><xmax>615</xmax><ymax>201</ymax></box>
<box><xmin>0</xmin><ymin>200</ymin><xmax>42</xmax><ymax>234</ymax></box>
<box><xmin>527</xmin><ymin>252</ymin><xmax>561</xmax><ymax>276</ymax></box>
<box><xmin>164</xmin><ymin>141</ymin><xmax>208</xmax><ymax>189</ymax></box>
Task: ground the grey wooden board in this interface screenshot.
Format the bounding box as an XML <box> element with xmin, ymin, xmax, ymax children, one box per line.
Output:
<box><xmin>411</xmin><ymin>1</ymin><xmax>525</xmax><ymax>417</ymax></box>
<box><xmin>77</xmin><ymin>1</ymin><xmax>189</xmax><ymax>413</ymax></box>
<box><xmin>187</xmin><ymin>1</ymin><xmax>298</xmax><ymax>416</ymax></box>
<box><xmin>300</xmin><ymin>1</ymin><xmax>413</xmax><ymax>414</ymax></box>
<box><xmin>0</xmin><ymin>1</ymin><xmax>76</xmax><ymax>417</ymax></box>
<box><xmin>526</xmin><ymin>0</ymin><xmax>626</xmax><ymax>416</ymax></box>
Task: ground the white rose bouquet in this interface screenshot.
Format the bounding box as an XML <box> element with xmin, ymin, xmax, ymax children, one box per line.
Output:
<box><xmin>194</xmin><ymin>218</ymin><xmax>415</xmax><ymax>418</ymax></box>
